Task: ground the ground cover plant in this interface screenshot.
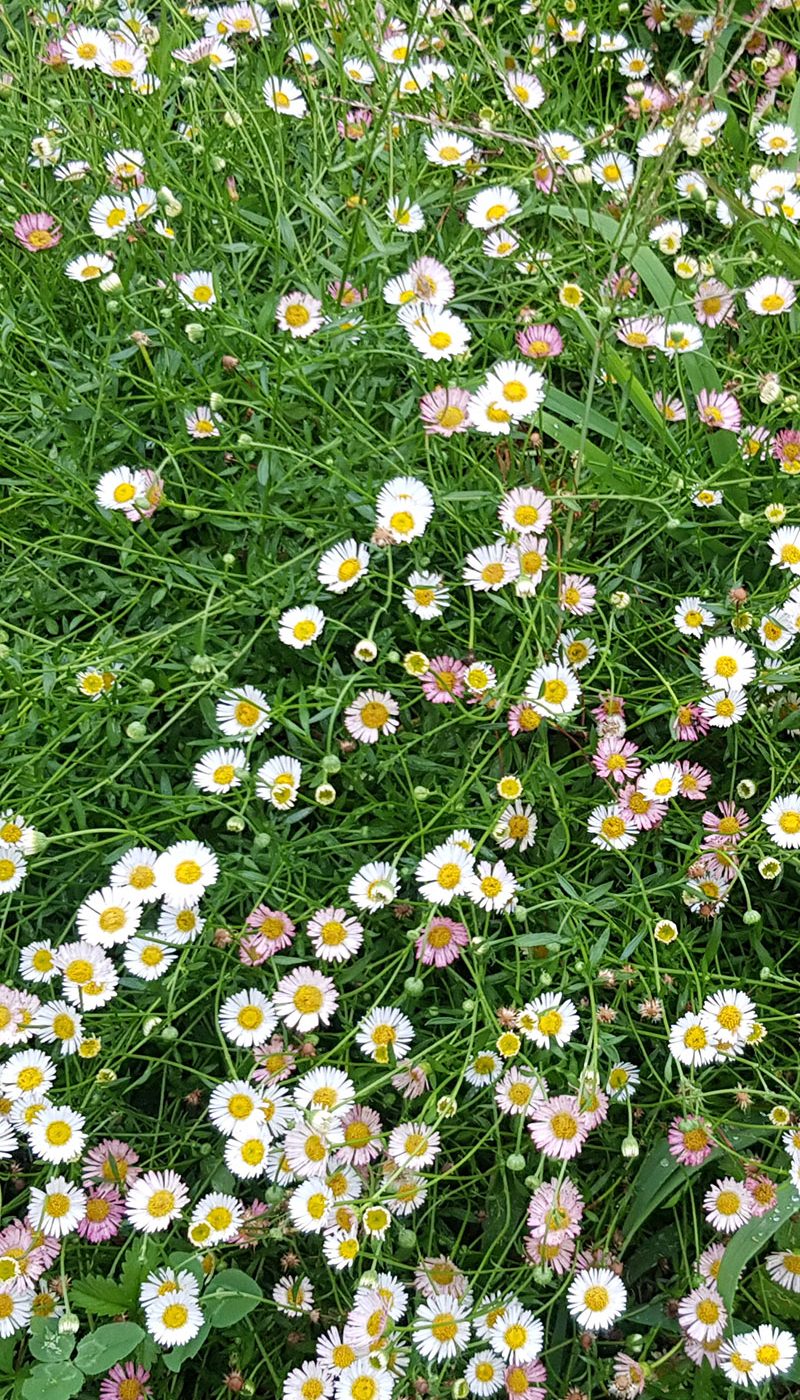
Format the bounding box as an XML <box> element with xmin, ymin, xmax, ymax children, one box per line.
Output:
<box><xmin>1</xmin><ymin>0</ymin><xmax>800</xmax><ymax>1394</ymax></box>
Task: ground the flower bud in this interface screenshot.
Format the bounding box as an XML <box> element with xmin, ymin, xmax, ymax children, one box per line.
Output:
<box><xmin>125</xmin><ymin>721</ymin><xmax>147</xmax><ymax>741</ymax></box>
<box><xmin>315</xmin><ymin>784</ymin><xmax>336</xmax><ymax>806</ymax></box>
<box><xmin>621</xmin><ymin>1134</ymin><xmax>639</xmax><ymax>1159</ymax></box>
<box><xmin>226</xmin><ymin>815</ymin><xmax>245</xmax><ymax>833</ymax></box>
<box><xmin>100</xmin><ymin>273</ymin><xmax>122</xmax><ymax>294</ymax></box>
<box><xmin>354</xmin><ymin>638</ymin><xmax>377</xmax><ymax>663</ymax></box>
<box><xmin>404</xmin><ymin>977</ymin><xmax>424</xmax><ymax>997</ymax></box>
<box><xmin>737</xmin><ymin>779</ymin><xmax>756</xmax><ymax>798</ymax></box>
<box><xmin>413</xmin><ymin>786</ymin><xmax>430</xmax><ymax>800</ymax></box>
<box><xmin>185</xmin><ymin>322</ymin><xmax>204</xmax><ymax>343</ymax></box>
<box><xmin>506</xmin><ymin>1152</ymin><xmax>526</xmax><ymax>1172</ymax></box>
<box><xmin>743</xmin><ymin>909</ymin><xmax>761</xmax><ymax>925</ymax></box>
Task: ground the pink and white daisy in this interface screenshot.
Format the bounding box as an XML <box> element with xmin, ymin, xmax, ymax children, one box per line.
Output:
<box><xmin>529</xmin><ymin>1095</ymin><xmax>590</xmax><ymax>1160</ymax></box>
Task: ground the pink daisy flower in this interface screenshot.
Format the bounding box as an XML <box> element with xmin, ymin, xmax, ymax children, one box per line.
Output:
<box><xmin>0</xmin><ymin>1220</ymin><xmax>58</xmax><ymax>1284</ymax></box>
<box><xmin>391</xmin><ymin>1061</ymin><xmax>430</xmax><ymax>1099</ymax></box>
<box><xmin>559</xmin><ymin>573</ymin><xmax>596</xmax><ymax>616</ymax></box>
<box><xmin>739</xmin><ymin>425</ymin><xmax>772</xmax><ymax>461</ymax></box>
<box><xmin>616</xmin><ymin>315</ymin><xmax>664</xmax><ymax>350</ymax></box>
<box><xmin>13</xmin><ymin>211</ymin><xmax>62</xmax><ymax>252</ymax></box>
<box><xmin>244</xmin><ymin>906</ymin><xmax>296</xmax><ymax>957</ymax></box>
<box><xmin>419</xmin><ymin>386</ymin><xmax>471</xmax><ymax>437</ymax></box>
<box><xmin>99</xmin><ymin>1363</ymin><xmax>152</xmax><ymax>1400</ymax></box>
<box><xmin>532</xmin><ymin>158</ymin><xmax>557</xmax><ymax>194</ymax></box>
<box><xmin>337</xmin><ymin>107</ymin><xmax>372</xmax><ymax>140</ymax></box>
<box><xmin>516</xmin><ymin>322</ymin><xmax>563</xmax><ymax>358</ymax></box>
<box><xmin>503</xmin><ymin>1360</ymin><xmax>547</xmax><ymax>1400</ymax></box>
<box><xmin>526</xmin><ymin>1176</ymin><xmax>584</xmax><ymax>1239</ymax></box>
<box><xmin>696</xmin><ymin>389</ymin><xmax>741</xmax><ymax>432</ymax></box>
<box><xmin>618</xmin><ymin>783</ymin><xmax>666</xmax><ymax>831</ymax></box>
<box><xmin>745</xmin><ymin>1172</ymin><xmax>778</xmax><ymax>1217</ymax></box>
<box><xmin>335</xmin><ymin>1105</ymin><xmax>383</xmax><ymax>1165</ymax></box>
<box><xmin>698</xmin><ymin>844</ymin><xmax>740</xmax><ymax>883</ymax></box>
<box><xmin>773</xmin><ymin>428</ymin><xmax>800</xmax><ymax>473</ymax></box>
<box><xmin>78</xmin><ymin>1185</ymin><xmax>125</xmax><ymax>1242</ymax></box>
<box><xmin>421</xmin><ymin>655</ymin><xmax>467</xmax><ymax>704</ymax></box>
<box><xmin>251</xmin><ymin>1036</ymin><xmax>296</xmax><ymax>1084</ymax></box>
<box><xmin>327</xmin><ymin>280</ymin><xmax>366</xmax><ymax>306</ymax></box>
<box><xmin>415</xmin><ymin>1255</ymin><xmax>469</xmax><ymax>1298</ymax></box>
<box><xmin>653</xmin><ymin>391</ymin><xmax>687</xmax><ymax>423</ymax></box>
<box><xmin>592</xmin><ymin>693</ymin><xmax>626</xmax><ymax>726</ymax></box>
<box><xmin>643</xmin><ymin>0</ymin><xmax>667</xmax><ymax>29</ymax></box>
<box><xmin>507</xmin><ymin>701</ymin><xmax>542</xmax><ymax>736</ymax></box>
<box><xmin>592</xmin><ymin>736</ymin><xmax>641</xmax><ymax>785</ymax></box>
<box><xmin>239</xmin><ymin>933</ymin><xmax>271</xmax><ymax>966</ymax></box>
<box><xmin>604</xmin><ymin>265</ymin><xmax>639</xmax><ymax>299</ymax></box>
<box><xmin>235</xmin><ymin>1200</ymin><xmax>271</xmax><ymax>1247</ymax></box>
<box><xmin>415</xmin><ymin>917</ymin><xmax>469</xmax><ymax>967</ymax></box>
<box><xmin>81</xmin><ymin>1139</ymin><xmax>140</xmax><ymax>1191</ymax></box>
<box><xmin>670</xmin><ymin>702</ymin><xmax>709</xmax><ymax>742</ymax></box>
<box><xmin>577</xmin><ymin>1083</ymin><xmax>609</xmax><ymax>1130</ymax></box>
<box><xmin>702</xmin><ymin>801</ymin><xmax>749</xmax><ymax>846</ymax></box>
<box><xmin>678</xmin><ymin>760</ymin><xmax>712</xmax><ymax>800</ymax></box>
<box><xmin>529</xmin><ymin>1094</ymin><xmax>590</xmax><ymax>1160</ymax></box>
<box><xmin>524</xmin><ymin>1231</ymin><xmax>576</xmax><ymax>1274</ymax></box>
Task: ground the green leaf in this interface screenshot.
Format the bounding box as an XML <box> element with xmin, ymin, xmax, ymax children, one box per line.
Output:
<box><xmin>74</xmin><ymin>1322</ymin><xmax>145</xmax><ymax>1375</ymax></box>
<box><xmin>27</xmin><ymin>1318</ymin><xmax>75</xmax><ymax>1364</ymax></box>
<box><xmin>203</xmin><ymin>1269</ymin><xmax>263</xmax><ymax>1327</ymax></box>
<box><xmin>161</xmin><ymin>1320</ymin><xmax>211</xmax><ymax>1372</ymax></box>
<box><xmin>69</xmin><ymin>1274</ymin><xmax>132</xmax><ymax>1317</ymax></box>
<box><xmin>755</xmin><ymin>1265</ymin><xmax>800</xmax><ymax>1322</ymax></box>
<box><xmin>21</xmin><ymin>1362</ymin><xmax>84</xmax><ymax>1400</ymax></box>
<box><xmin>717</xmin><ymin>1183</ymin><xmax>800</xmax><ymax>1312</ymax></box>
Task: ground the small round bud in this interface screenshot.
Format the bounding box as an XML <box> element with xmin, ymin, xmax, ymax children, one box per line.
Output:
<box><xmin>611</xmin><ymin>590</ymin><xmax>631</xmax><ymax>610</ymax></box>
<box><xmin>226</xmin><ymin>815</ymin><xmax>245</xmax><ymax>833</ymax></box>
<box><xmin>621</xmin><ymin>1134</ymin><xmax>640</xmax><ymax>1159</ymax></box>
<box><xmin>765</xmin><ymin>503</ymin><xmax>786</xmax><ymax>525</ymax></box>
<box><xmin>252</xmin><ymin>832</ymin><xmax>270</xmax><ymax>851</ymax></box>
<box><xmin>185</xmin><ymin>322</ymin><xmax>205</xmax><ymax>343</ymax></box>
<box><xmin>160</xmin><ymin>1025</ymin><xmax>179</xmax><ymax>1042</ymax></box>
<box><xmin>461</xmin><ymin>998</ymin><xmax>476</xmax><ymax>1013</ymax></box>
<box><xmin>513</xmin><ymin>905</ymin><xmax>528</xmax><ymax>922</ymax></box>
<box><xmin>404</xmin><ymin>977</ymin><xmax>424</xmax><ymax>997</ymax></box>
<box><xmin>506</xmin><ymin>1152</ymin><xmax>526</xmax><ymax>1172</ymax></box>
<box><xmin>315</xmin><ymin>783</ymin><xmax>336</xmax><ymax>806</ymax></box>
<box><xmin>437</xmin><ymin>1095</ymin><xmax>458</xmax><ymax>1118</ymax></box>
<box><xmin>742</xmin><ymin>909</ymin><xmax>761</xmax><ymax>925</ymax></box>
<box><xmin>95</xmin><ymin>1068</ymin><xmax>117</xmax><ymax>1085</ymax></box>
<box><xmin>413</xmin><ymin>786</ymin><xmax>430</xmax><ymax>801</ymax></box>
<box><xmin>58</xmin><ymin>1315</ymin><xmax>80</xmax><ymax>1336</ymax></box>
<box><xmin>397</xmin><ymin>1228</ymin><xmax>416</xmax><ymax>1250</ymax></box>
<box><xmin>224</xmin><ymin>110</ymin><xmax>243</xmax><ymax>128</ymax></box>
<box><xmin>452</xmin><ymin>1382</ymin><xmax>469</xmax><ymax>1400</ymax></box>
<box><xmin>738</xmin><ymin>512</ymin><xmax>754</xmax><ymax>529</ymax></box>
<box><xmin>758</xmin><ymin>372</ymin><xmax>781</xmax><ymax>405</ymax></box>
<box><xmin>125</xmin><ymin>721</ymin><xmax>147</xmax><ymax>742</ymax></box>
<box><xmin>100</xmin><ymin>273</ymin><xmax>122</xmax><ymax>294</ymax></box>
<box><xmin>138</xmin><ymin>677</ymin><xmax>155</xmax><ymax>695</ymax></box>
<box><xmin>353</xmin><ymin>638</ymin><xmax>377</xmax><ymax>663</ymax></box>
<box><xmin>758</xmin><ymin>856</ymin><xmax>782</xmax><ymax>880</ymax></box>
<box><xmin>654</xmin><ymin>918</ymin><xmax>678</xmax><ymax>944</ymax></box>
<box><xmin>222</xmin><ymin>553</ymin><xmax>236</xmax><ymax>568</ymax></box>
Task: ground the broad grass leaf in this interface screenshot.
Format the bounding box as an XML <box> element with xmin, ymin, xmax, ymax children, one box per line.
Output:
<box><xmin>622</xmin><ymin>1141</ymin><xmax>697</xmax><ymax>1249</ymax></box>
<box><xmin>717</xmin><ymin>1181</ymin><xmax>799</xmax><ymax>1312</ymax></box>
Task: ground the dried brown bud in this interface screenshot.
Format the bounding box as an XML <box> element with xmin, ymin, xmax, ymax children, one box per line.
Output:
<box><xmin>222</xmin><ymin>355</ymin><xmax>239</xmax><ymax>371</ymax></box>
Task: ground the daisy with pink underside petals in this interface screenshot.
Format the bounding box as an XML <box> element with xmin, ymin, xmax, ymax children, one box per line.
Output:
<box><xmin>746</xmin><ymin>1172</ymin><xmax>778</xmax><ymax>1217</ymax></box>
<box><xmin>503</xmin><ymin>1360</ymin><xmax>547</xmax><ymax>1399</ymax></box>
<box><xmin>529</xmin><ymin>1094</ymin><xmax>590</xmax><ymax>1160</ymax></box>
<box><xmin>307</xmin><ymin>907</ymin><xmax>363</xmax><ymax>963</ymax></box>
<box><xmin>698</xmin><ymin>1242</ymin><xmax>726</xmax><ymax>1285</ymax></box>
<box><xmin>653</xmin><ymin>391</ymin><xmax>687</xmax><ymax>423</ymax></box>
<box><xmin>507</xmin><ymin>702</ymin><xmax>542</xmax><ymax>736</ymax></box>
<box><xmin>516</xmin><ymin>323</ymin><xmax>563</xmax><ymax>359</ymax></box>
<box><xmin>678</xmin><ymin>1285</ymin><xmax>727</xmax><ymax>1341</ymax></box>
<box><xmin>592</xmin><ymin>736</ymin><xmax>641</xmax><ymax>785</ymax></box>
<box><xmin>14</xmin><ymin>212</ymin><xmax>62</xmax><ymax>251</ymax></box>
<box><xmin>344</xmin><ymin>690</ymin><xmax>399</xmax><ymax>744</ymax></box>
<box><xmin>667</xmin><ymin>1115</ymin><xmax>715</xmax><ymax>1166</ymax></box>
<box><xmin>419</xmin><ymin>387</ymin><xmax>470</xmax><ymax>436</ymax></box>
<box><xmin>696</xmin><ymin>389</ymin><xmax>741</xmax><ymax>431</ymax></box>
<box><xmin>421</xmin><ymin>656</ymin><xmax>467</xmax><ymax>704</ymax></box>
<box><xmin>415</xmin><ymin>917</ymin><xmax>469</xmax><ymax>967</ymax></box>
<box><xmin>694</xmin><ymin>279</ymin><xmax>734</xmax><ymax>327</ymax></box>
<box><xmin>499</xmin><ymin>486</ymin><xmax>552</xmax><ymax>534</ymax></box>
<box><xmin>560</xmin><ymin>573</ymin><xmax>596</xmax><ymax>615</ymax></box>
<box><xmin>615</xmin><ymin>315</ymin><xmax>664</xmax><ymax>349</ymax></box>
